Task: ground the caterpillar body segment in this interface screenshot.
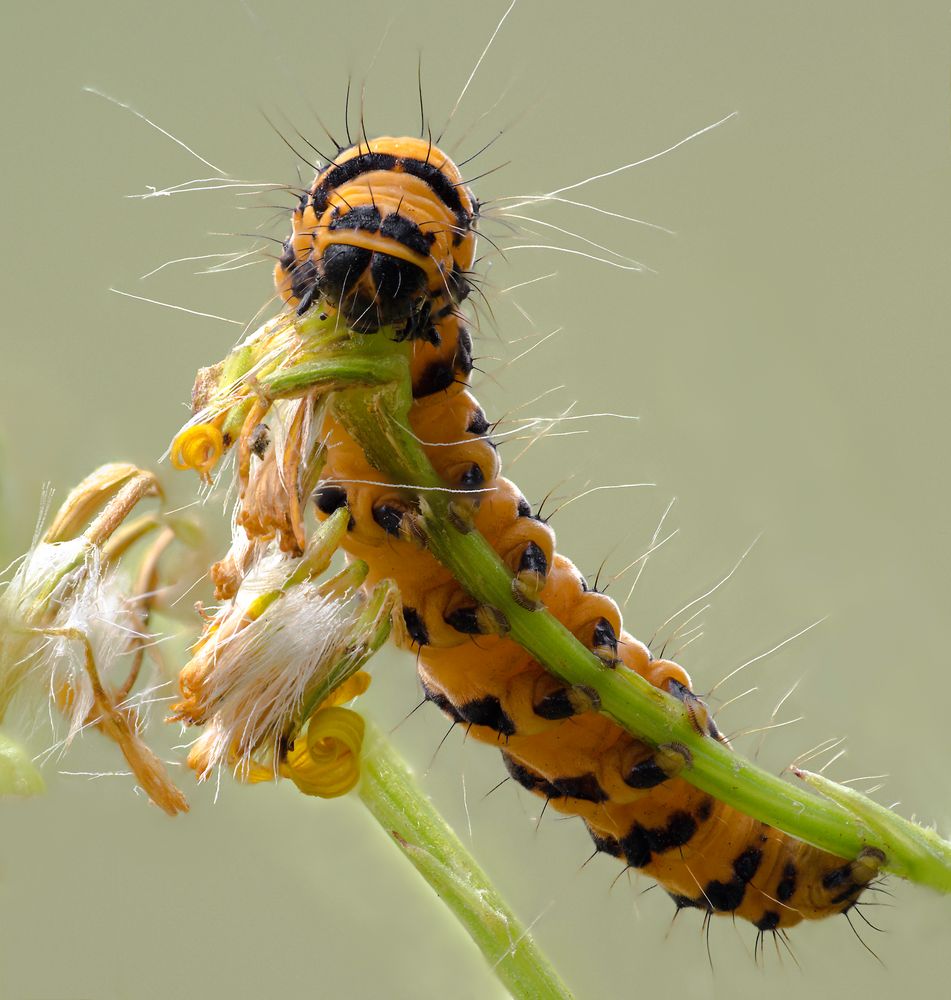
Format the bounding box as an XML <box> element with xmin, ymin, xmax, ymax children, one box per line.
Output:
<box><xmin>409</xmin><ymin>310</ymin><xmax>475</xmax><ymax>400</ymax></box>
<box><xmin>277</xmin><ymin>136</ymin><xmax>880</xmax><ymax>935</ymax></box>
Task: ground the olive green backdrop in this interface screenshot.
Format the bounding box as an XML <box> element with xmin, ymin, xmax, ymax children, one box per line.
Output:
<box><xmin>2</xmin><ymin>2</ymin><xmax>949</xmax><ymax>997</ymax></box>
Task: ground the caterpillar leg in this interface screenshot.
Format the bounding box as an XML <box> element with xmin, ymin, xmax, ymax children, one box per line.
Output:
<box><xmin>420</xmin><ymin>676</ymin><xmax>516</xmax><ymax>739</ymax></box>
<box><xmin>621</xmin><ymin>741</ymin><xmax>692</xmax><ymax>790</ymax></box>
<box><xmin>667</xmin><ymin>678</ymin><xmax>724</xmax><ymax>741</ymax></box>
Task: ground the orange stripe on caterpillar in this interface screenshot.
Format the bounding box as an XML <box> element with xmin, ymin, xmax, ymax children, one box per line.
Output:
<box><xmin>281</xmin><ymin>136</ymin><xmax>882</xmax><ymax>935</ymax></box>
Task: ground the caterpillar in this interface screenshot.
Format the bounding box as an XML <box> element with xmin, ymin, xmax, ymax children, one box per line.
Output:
<box><xmin>272</xmin><ymin>134</ymin><xmax>882</xmax><ymax>939</ymax></box>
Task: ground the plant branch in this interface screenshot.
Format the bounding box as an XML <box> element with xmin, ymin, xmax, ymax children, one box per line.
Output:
<box><xmin>358</xmin><ymin>722</ymin><xmax>574</xmax><ymax>999</ymax></box>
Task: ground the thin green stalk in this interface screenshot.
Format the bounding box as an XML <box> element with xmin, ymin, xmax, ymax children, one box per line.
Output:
<box><xmin>358</xmin><ymin>722</ymin><xmax>574</xmax><ymax>1000</ymax></box>
<box><xmin>316</xmin><ymin>327</ymin><xmax>951</xmax><ymax>893</ymax></box>
<box><xmin>795</xmin><ymin>768</ymin><xmax>951</xmax><ymax>891</ymax></box>
<box><xmin>262</xmin><ymin>355</ymin><xmax>407</xmax><ymax>398</ymax></box>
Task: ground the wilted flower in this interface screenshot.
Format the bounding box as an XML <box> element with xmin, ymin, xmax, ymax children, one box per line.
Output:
<box><xmin>166</xmin><ymin>315</ymin><xmax>398</xmax><ymax>798</ymax></box>
<box><xmin>0</xmin><ymin>465</ymin><xmax>190</xmax><ymax>815</ymax></box>
<box><xmin>172</xmin><ymin>508</ymin><xmax>395</xmax><ymax>790</ymax></box>
<box><xmin>236</xmin><ymin>396</ymin><xmax>326</xmax><ymax>555</ymax></box>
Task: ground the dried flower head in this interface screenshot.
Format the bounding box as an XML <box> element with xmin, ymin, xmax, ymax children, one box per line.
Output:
<box><xmin>172</xmin><ymin>508</ymin><xmax>395</xmax><ymax>788</ymax></box>
<box><xmin>165</xmin><ymin>313</ymin><xmax>397</xmax><ymax>797</ymax></box>
<box><xmin>0</xmin><ymin>465</ymin><xmax>190</xmax><ymax>814</ymax></box>
<box><xmin>1</xmin><ymin>537</ymin><xmax>129</xmax><ymax>739</ymax></box>
<box><xmin>236</xmin><ymin>396</ymin><xmax>326</xmax><ymax>555</ymax></box>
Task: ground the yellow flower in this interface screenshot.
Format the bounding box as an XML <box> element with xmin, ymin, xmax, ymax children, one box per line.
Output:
<box><xmin>170</xmin><ymin>422</ymin><xmax>225</xmax><ymax>482</ymax></box>
<box><xmin>193</xmin><ymin>672</ymin><xmax>373</xmax><ymax>795</ymax></box>
<box><xmin>282</xmin><ymin>703</ymin><xmax>367</xmax><ymax>798</ymax></box>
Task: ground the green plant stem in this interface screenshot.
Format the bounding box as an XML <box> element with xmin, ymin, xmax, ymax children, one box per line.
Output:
<box><xmin>358</xmin><ymin>722</ymin><xmax>573</xmax><ymax>1000</ymax></box>
<box><xmin>794</xmin><ymin>768</ymin><xmax>951</xmax><ymax>891</ymax></box>
<box><xmin>262</xmin><ymin>355</ymin><xmax>406</xmax><ymax>398</ymax></box>
<box><xmin>315</xmin><ymin>328</ymin><xmax>951</xmax><ymax>894</ymax></box>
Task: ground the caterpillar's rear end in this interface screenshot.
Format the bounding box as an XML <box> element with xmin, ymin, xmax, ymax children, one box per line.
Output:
<box><xmin>276</xmin><ymin>135</ymin><xmax>881</xmax><ymax>939</ymax></box>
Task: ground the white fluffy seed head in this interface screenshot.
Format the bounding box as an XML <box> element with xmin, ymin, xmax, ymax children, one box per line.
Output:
<box><xmin>0</xmin><ymin>540</ymin><xmax>141</xmax><ymax>745</ymax></box>
<box><xmin>184</xmin><ymin>538</ymin><xmax>363</xmax><ymax>781</ymax></box>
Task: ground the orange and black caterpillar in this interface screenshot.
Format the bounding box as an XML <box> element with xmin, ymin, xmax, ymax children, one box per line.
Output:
<box><xmin>275</xmin><ymin>135</ymin><xmax>882</xmax><ymax>937</ymax></box>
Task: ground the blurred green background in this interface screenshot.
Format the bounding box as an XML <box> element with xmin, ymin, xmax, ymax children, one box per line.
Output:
<box><xmin>2</xmin><ymin>1</ymin><xmax>950</xmax><ymax>997</ymax></box>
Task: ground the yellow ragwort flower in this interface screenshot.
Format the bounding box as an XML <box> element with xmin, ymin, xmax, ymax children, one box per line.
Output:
<box><xmin>170</xmin><ymin>422</ymin><xmax>225</xmax><ymax>482</ymax></box>
<box><xmin>282</xmin><ymin>703</ymin><xmax>367</xmax><ymax>798</ymax></box>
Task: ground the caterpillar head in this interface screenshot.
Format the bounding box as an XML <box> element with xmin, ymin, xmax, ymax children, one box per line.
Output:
<box><xmin>275</xmin><ymin>136</ymin><xmax>478</xmax><ymax>335</ymax></box>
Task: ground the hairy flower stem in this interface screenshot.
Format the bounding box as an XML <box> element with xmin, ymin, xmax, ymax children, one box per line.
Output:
<box><xmin>358</xmin><ymin>722</ymin><xmax>574</xmax><ymax>1000</ymax></box>
<box><xmin>321</xmin><ymin>327</ymin><xmax>951</xmax><ymax>894</ymax></box>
